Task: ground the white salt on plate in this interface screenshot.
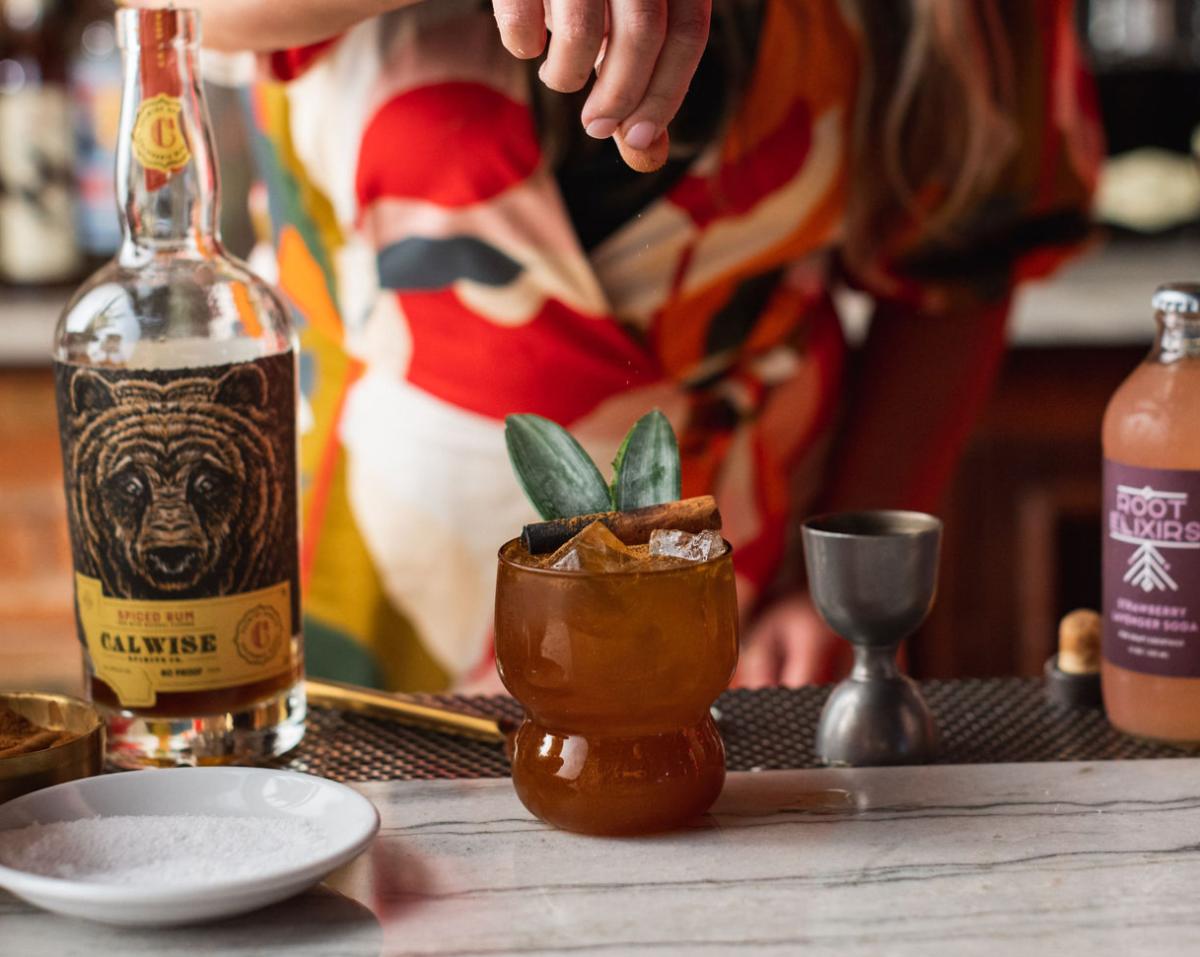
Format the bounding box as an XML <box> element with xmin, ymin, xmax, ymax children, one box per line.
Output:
<box><xmin>0</xmin><ymin>815</ymin><xmax>326</xmax><ymax>886</ymax></box>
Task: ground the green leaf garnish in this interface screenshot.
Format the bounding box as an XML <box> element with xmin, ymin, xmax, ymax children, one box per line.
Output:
<box><xmin>505</xmin><ymin>414</ymin><xmax>612</xmax><ymax>520</ymax></box>
<box><xmin>609</xmin><ymin>428</ymin><xmax>633</xmax><ymax>506</ymax></box>
<box><xmin>611</xmin><ymin>410</ymin><xmax>681</xmax><ymax>511</ymax></box>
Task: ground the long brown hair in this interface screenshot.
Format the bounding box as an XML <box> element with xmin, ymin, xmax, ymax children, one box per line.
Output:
<box><xmin>532</xmin><ymin>0</ymin><xmax>1017</xmax><ymax>268</ymax></box>
<box><xmin>841</xmin><ymin>0</ymin><xmax>1016</xmax><ymax>271</ymax></box>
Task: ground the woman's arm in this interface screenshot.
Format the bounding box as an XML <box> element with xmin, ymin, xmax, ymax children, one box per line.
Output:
<box><xmin>122</xmin><ymin>0</ymin><xmax>410</xmax><ymax>52</ymax></box>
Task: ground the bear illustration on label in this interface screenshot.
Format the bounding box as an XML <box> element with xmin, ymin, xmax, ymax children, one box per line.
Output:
<box><xmin>58</xmin><ymin>361</ymin><xmax>291</xmax><ymax>603</ymax></box>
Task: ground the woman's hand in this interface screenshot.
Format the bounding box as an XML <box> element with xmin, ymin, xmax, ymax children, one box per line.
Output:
<box><xmin>735</xmin><ymin>592</ymin><xmax>847</xmax><ymax>688</ymax></box>
<box><xmin>492</xmin><ymin>0</ymin><xmax>710</xmax><ymax>169</ymax></box>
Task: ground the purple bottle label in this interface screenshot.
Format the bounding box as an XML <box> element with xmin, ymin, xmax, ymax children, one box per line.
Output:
<box><xmin>1104</xmin><ymin>461</ymin><xmax>1200</xmax><ymax>676</ymax></box>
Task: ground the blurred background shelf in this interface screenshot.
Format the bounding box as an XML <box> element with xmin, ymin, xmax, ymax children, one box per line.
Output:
<box><xmin>1009</xmin><ymin>235</ymin><xmax>1198</xmax><ymax>344</ymax></box>
<box><xmin>0</xmin><ymin>288</ymin><xmax>66</xmax><ymax>366</ymax></box>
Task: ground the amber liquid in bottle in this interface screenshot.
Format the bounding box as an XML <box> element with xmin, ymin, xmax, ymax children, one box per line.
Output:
<box><xmin>1101</xmin><ymin>285</ymin><xmax>1200</xmax><ymax>744</ymax></box>
<box><xmin>53</xmin><ymin>9</ymin><xmax>304</xmax><ymax>766</ymax></box>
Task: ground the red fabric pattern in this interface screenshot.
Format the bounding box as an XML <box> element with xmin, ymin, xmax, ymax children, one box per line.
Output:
<box><xmin>356</xmin><ymin>83</ymin><xmax>541</xmax><ymax>210</ymax></box>
<box><xmin>268</xmin><ymin>39</ymin><xmax>340</xmax><ymax>82</ymax></box>
<box><xmin>668</xmin><ymin>100</ymin><xmax>813</xmax><ymax>228</ymax></box>
<box><xmin>400</xmin><ymin>290</ymin><xmax>661</xmax><ymax>424</ymax></box>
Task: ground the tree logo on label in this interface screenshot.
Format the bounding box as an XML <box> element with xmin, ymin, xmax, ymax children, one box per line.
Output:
<box><xmin>1123</xmin><ymin>542</ymin><xmax>1178</xmax><ymax>593</ymax></box>
<box><xmin>1111</xmin><ymin>483</ymin><xmax>1199</xmax><ymax>592</ymax></box>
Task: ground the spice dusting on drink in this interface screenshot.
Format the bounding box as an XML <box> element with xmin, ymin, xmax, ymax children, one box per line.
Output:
<box><xmin>0</xmin><ymin>706</ymin><xmax>77</xmax><ymax>759</ymax></box>
<box><xmin>520</xmin><ymin>495</ymin><xmax>722</xmax><ymax>554</ymax></box>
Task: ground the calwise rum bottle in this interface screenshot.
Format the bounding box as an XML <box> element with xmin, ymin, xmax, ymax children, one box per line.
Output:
<box><xmin>1102</xmin><ymin>284</ymin><xmax>1200</xmax><ymax>743</ymax></box>
<box><xmin>53</xmin><ymin>9</ymin><xmax>304</xmax><ymax>766</ymax></box>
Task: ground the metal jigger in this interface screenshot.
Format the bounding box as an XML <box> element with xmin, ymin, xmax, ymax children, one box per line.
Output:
<box><xmin>802</xmin><ymin>511</ymin><xmax>942</xmax><ymax>766</ymax></box>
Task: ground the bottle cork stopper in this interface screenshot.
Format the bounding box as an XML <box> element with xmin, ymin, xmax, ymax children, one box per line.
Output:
<box><xmin>1058</xmin><ymin>609</ymin><xmax>1102</xmax><ymax>675</ymax></box>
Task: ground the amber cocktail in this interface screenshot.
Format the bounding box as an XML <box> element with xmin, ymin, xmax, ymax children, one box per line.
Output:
<box><xmin>495</xmin><ymin>534</ymin><xmax>738</xmax><ymax>835</ymax></box>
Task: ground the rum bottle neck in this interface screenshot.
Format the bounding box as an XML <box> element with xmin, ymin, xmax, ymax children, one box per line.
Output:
<box><xmin>115</xmin><ymin>9</ymin><xmax>219</xmax><ymax>259</ymax></box>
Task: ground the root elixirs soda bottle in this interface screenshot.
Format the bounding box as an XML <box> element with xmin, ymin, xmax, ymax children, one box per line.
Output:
<box><xmin>1102</xmin><ymin>284</ymin><xmax>1200</xmax><ymax>743</ymax></box>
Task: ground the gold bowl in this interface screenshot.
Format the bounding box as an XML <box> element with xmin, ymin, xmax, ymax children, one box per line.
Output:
<box><xmin>0</xmin><ymin>692</ymin><xmax>105</xmax><ymax>804</ymax></box>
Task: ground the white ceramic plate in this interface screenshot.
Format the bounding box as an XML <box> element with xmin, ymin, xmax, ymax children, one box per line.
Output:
<box><xmin>0</xmin><ymin>767</ymin><xmax>379</xmax><ymax>926</ymax></box>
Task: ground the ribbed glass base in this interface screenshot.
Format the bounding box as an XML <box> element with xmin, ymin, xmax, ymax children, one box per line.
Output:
<box><xmin>98</xmin><ymin>681</ymin><xmax>306</xmax><ymax>769</ymax></box>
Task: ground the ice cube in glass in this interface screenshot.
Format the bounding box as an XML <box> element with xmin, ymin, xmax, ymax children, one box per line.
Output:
<box><xmin>648</xmin><ymin>528</ymin><xmax>726</xmax><ymax>562</ymax></box>
<box><xmin>549</xmin><ymin>520</ymin><xmax>643</xmax><ymax>572</ymax></box>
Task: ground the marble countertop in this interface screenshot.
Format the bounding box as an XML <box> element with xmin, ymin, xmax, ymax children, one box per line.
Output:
<box><xmin>5</xmin><ymin>758</ymin><xmax>1200</xmax><ymax>955</ymax></box>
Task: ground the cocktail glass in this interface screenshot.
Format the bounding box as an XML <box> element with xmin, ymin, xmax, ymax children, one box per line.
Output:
<box><xmin>495</xmin><ymin>539</ymin><xmax>739</xmax><ymax>835</ymax></box>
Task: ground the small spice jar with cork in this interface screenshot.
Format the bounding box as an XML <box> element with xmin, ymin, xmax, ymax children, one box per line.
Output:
<box><xmin>1044</xmin><ymin>609</ymin><xmax>1104</xmax><ymax>710</ymax></box>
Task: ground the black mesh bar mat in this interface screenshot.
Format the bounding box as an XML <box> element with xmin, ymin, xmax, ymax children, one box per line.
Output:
<box><xmin>280</xmin><ymin>677</ymin><xmax>1195</xmax><ymax>782</ymax></box>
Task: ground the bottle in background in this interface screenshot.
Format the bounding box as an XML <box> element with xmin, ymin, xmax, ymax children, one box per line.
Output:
<box><xmin>1102</xmin><ymin>283</ymin><xmax>1200</xmax><ymax>743</ymax></box>
<box><xmin>67</xmin><ymin>0</ymin><xmax>122</xmax><ymax>264</ymax></box>
<box><xmin>0</xmin><ymin>0</ymin><xmax>81</xmax><ymax>284</ymax></box>
<box><xmin>53</xmin><ymin>8</ymin><xmax>304</xmax><ymax>767</ymax></box>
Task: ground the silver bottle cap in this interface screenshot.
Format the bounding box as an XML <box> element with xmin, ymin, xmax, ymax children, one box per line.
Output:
<box><xmin>1152</xmin><ymin>283</ymin><xmax>1200</xmax><ymax>316</ymax></box>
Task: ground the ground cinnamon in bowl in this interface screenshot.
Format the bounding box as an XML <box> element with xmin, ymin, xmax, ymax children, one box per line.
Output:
<box><xmin>0</xmin><ymin>705</ymin><xmax>77</xmax><ymax>759</ymax></box>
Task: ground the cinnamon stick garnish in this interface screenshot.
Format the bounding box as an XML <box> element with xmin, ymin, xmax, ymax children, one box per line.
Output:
<box><xmin>522</xmin><ymin>495</ymin><xmax>721</xmax><ymax>554</ymax></box>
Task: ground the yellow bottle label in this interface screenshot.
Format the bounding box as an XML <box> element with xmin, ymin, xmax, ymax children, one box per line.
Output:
<box><xmin>76</xmin><ymin>573</ymin><xmax>293</xmax><ymax>709</ymax></box>
<box><xmin>131</xmin><ymin>93</ymin><xmax>190</xmax><ymax>174</ymax></box>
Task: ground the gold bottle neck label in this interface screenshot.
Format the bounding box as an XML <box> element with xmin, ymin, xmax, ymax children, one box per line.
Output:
<box><xmin>131</xmin><ymin>93</ymin><xmax>191</xmax><ymax>175</ymax></box>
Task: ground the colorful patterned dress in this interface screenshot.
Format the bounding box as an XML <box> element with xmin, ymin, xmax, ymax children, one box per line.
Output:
<box><xmin>246</xmin><ymin>0</ymin><xmax>1101</xmax><ymax>689</ymax></box>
